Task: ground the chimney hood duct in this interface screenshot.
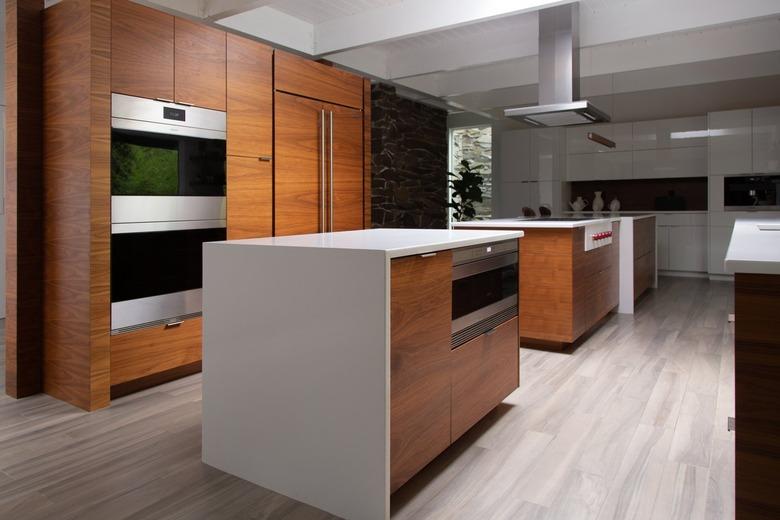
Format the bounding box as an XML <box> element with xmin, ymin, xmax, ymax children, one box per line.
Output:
<box><xmin>504</xmin><ymin>3</ymin><xmax>609</xmax><ymax>127</ymax></box>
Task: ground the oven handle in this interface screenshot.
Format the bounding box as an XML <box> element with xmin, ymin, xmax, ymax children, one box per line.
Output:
<box><xmin>452</xmin><ymin>251</ymin><xmax>518</xmax><ymax>281</ymax></box>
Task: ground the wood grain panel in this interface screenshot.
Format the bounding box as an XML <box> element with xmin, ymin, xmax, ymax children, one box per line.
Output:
<box><xmin>633</xmin><ymin>216</ymin><xmax>655</xmax><ymax>259</ymax></box>
<box><xmin>363</xmin><ymin>78</ymin><xmax>371</xmax><ymax>228</ymax></box>
<box><xmin>227</xmin><ymin>34</ymin><xmax>272</xmax><ymax>158</ymax></box>
<box><xmin>634</xmin><ymin>251</ymin><xmax>655</xmax><ymax>300</ymax></box>
<box><xmin>572</xmin><ymin>223</ymin><xmax>619</xmax><ymax>341</ymax></box>
<box><xmin>227</xmin><ymin>156</ymin><xmax>272</xmax><ymax>239</ymax></box>
<box><xmin>42</xmin><ymin>0</ymin><xmax>111</xmax><ymax>411</ymax></box>
<box><xmin>275</xmin><ymin>50</ymin><xmax>363</xmax><ymax>109</ymax></box>
<box><xmin>110</xmin><ymin>318</ymin><xmax>202</xmax><ymax>387</ymax></box>
<box><xmin>5</xmin><ymin>0</ymin><xmax>44</xmax><ymax>398</ymax></box>
<box><xmin>174</xmin><ymin>18</ymin><xmax>226</xmax><ymax>110</ymax></box>
<box><xmin>327</xmin><ymin>103</ymin><xmax>363</xmax><ymax>232</ymax></box>
<box><xmin>517</xmin><ymin>228</ymin><xmax>574</xmax><ymax>343</ymax></box>
<box><xmin>274</xmin><ymin>92</ymin><xmax>324</xmax><ymax>236</ymax></box>
<box><xmin>735</xmin><ymin>273</ymin><xmax>780</xmax><ymax>520</ymax></box>
<box><xmin>451</xmin><ymin>317</ymin><xmax>519</xmax><ymax>441</ymax></box>
<box><xmin>110</xmin><ymin>0</ymin><xmax>173</xmax><ymax>101</ymax></box>
<box><xmin>391</xmin><ymin>251</ymin><xmax>452</xmax><ymax>493</ymax></box>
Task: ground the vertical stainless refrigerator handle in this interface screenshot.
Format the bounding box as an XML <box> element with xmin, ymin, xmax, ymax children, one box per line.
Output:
<box><xmin>320</xmin><ymin>109</ymin><xmax>326</xmax><ymax>233</ymax></box>
<box><xmin>329</xmin><ymin>111</ymin><xmax>334</xmax><ymax>232</ymax></box>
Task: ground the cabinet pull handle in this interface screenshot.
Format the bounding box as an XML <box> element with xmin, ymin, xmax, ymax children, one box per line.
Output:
<box><xmin>321</xmin><ymin>109</ymin><xmax>326</xmax><ymax>233</ymax></box>
<box><xmin>484</xmin><ymin>327</ymin><xmax>497</xmax><ymax>336</ymax></box>
<box><xmin>176</xmin><ymin>101</ymin><xmax>194</xmax><ymax>107</ymax></box>
<box><xmin>165</xmin><ymin>321</ymin><xmax>183</xmax><ymax>329</ymax></box>
<box><xmin>155</xmin><ymin>97</ymin><xmax>174</xmax><ymax>103</ymax></box>
<box><xmin>420</xmin><ymin>252</ymin><xmax>437</xmax><ymax>258</ymax></box>
<box><xmin>329</xmin><ymin>110</ymin><xmax>334</xmax><ymax>233</ymax></box>
<box><xmin>258</xmin><ymin>156</ymin><xmax>272</xmax><ymax>162</ymax></box>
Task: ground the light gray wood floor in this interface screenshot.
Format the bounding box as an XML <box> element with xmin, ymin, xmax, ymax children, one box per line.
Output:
<box><xmin>0</xmin><ymin>277</ymin><xmax>735</xmax><ymax>519</ymax></box>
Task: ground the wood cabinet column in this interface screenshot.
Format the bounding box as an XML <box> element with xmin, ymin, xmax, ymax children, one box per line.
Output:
<box><xmin>5</xmin><ymin>0</ymin><xmax>45</xmax><ymax>398</ymax></box>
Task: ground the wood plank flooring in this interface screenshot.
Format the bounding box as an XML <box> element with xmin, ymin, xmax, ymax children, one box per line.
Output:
<box><xmin>0</xmin><ymin>277</ymin><xmax>735</xmax><ymax>519</ymax></box>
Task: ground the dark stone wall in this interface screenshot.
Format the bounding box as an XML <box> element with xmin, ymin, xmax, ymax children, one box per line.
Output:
<box><xmin>371</xmin><ymin>83</ymin><xmax>448</xmax><ymax>229</ymax></box>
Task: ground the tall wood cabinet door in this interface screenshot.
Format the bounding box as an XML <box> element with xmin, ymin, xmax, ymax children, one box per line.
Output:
<box><xmin>227</xmin><ymin>35</ymin><xmax>272</xmax><ymax>158</ymax></box>
<box><xmin>327</xmin><ymin>104</ymin><xmax>364</xmax><ymax>232</ymax></box>
<box><xmin>274</xmin><ymin>92</ymin><xmax>325</xmax><ymax>236</ymax></box>
<box><xmin>227</xmin><ymin>156</ymin><xmax>272</xmax><ymax>240</ymax></box>
<box><xmin>390</xmin><ymin>251</ymin><xmax>453</xmax><ymax>493</ymax></box>
<box><xmin>174</xmin><ymin>18</ymin><xmax>226</xmax><ymax>111</ymax></box>
<box><xmin>111</xmin><ymin>0</ymin><xmax>174</xmax><ymax>101</ymax></box>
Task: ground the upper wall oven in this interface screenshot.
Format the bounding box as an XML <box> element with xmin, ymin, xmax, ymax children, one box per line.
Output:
<box><xmin>110</xmin><ymin>94</ymin><xmax>227</xmax><ymax>332</ymax></box>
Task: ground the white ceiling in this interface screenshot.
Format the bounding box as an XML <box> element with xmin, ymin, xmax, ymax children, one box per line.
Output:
<box><xmin>142</xmin><ymin>0</ymin><xmax>780</xmax><ymax>120</ymax></box>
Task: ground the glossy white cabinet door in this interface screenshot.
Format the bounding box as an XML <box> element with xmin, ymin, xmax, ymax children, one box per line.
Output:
<box><xmin>657</xmin><ymin>226</ymin><xmax>670</xmax><ymax>270</ymax></box>
<box><xmin>668</xmin><ymin>225</ymin><xmax>708</xmax><ymax>272</ymax></box>
<box><xmin>633</xmin><ymin>147</ymin><xmax>707</xmax><ymax>179</ymax></box>
<box><xmin>708</xmin><ymin>109</ymin><xmax>752</xmax><ymax>175</ymax></box>
<box><xmin>496</xmin><ymin>181</ymin><xmax>539</xmax><ymax>217</ymax></box>
<box><xmin>708</xmin><ymin>225</ymin><xmax>733</xmax><ymax>275</ymax></box>
<box><xmin>752</xmin><ymin>106</ymin><xmax>780</xmax><ymax>173</ymax></box>
<box><xmin>633</xmin><ymin>116</ymin><xmax>707</xmax><ymax>150</ymax></box>
<box><xmin>530</xmin><ymin>128</ymin><xmax>565</xmax><ymax>181</ymax></box>
<box><xmin>566</xmin><ymin>151</ymin><xmax>632</xmax><ymax>181</ymax></box>
<box><xmin>500</xmin><ymin>130</ymin><xmax>531</xmax><ymax>182</ymax></box>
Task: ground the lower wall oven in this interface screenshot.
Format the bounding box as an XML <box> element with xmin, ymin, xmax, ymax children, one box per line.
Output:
<box><xmin>110</xmin><ymin>204</ymin><xmax>226</xmax><ymax>333</ymax></box>
<box><xmin>451</xmin><ymin>240</ymin><xmax>519</xmax><ymax>348</ymax></box>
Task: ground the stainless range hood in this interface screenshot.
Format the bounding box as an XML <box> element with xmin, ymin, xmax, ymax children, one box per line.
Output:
<box><xmin>504</xmin><ymin>4</ymin><xmax>609</xmax><ymax>127</ymax></box>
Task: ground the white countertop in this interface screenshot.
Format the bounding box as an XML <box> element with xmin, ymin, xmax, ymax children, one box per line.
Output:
<box><xmin>211</xmin><ymin>228</ymin><xmax>524</xmax><ymax>259</ymax></box>
<box><xmin>453</xmin><ymin>216</ymin><xmax>619</xmax><ymax>229</ymax></box>
<box><xmin>725</xmin><ymin>217</ymin><xmax>780</xmax><ymax>275</ymax></box>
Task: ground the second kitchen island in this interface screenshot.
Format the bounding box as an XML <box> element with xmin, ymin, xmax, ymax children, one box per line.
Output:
<box><xmin>455</xmin><ymin>217</ymin><xmax>620</xmax><ymax>349</ymax></box>
<box><xmin>202</xmin><ymin>228</ymin><xmax>523</xmax><ymax>520</ymax></box>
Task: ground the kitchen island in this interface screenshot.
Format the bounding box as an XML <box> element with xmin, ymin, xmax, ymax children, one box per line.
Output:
<box><xmin>725</xmin><ymin>217</ymin><xmax>780</xmax><ymax>520</ymax></box>
<box><xmin>202</xmin><ymin>228</ymin><xmax>523</xmax><ymax>520</ymax></box>
<box><xmin>455</xmin><ymin>217</ymin><xmax>620</xmax><ymax>349</ymax></box>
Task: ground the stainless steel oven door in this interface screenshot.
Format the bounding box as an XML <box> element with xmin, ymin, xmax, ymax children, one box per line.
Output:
<box><xmin>110</xmin><ymin>221</ymin><xmax>226</xmax><ymax>333</ymax></box>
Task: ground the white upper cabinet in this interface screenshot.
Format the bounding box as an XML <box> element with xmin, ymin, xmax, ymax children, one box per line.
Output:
<box><xmin>708</xmin><ymin>109</ymin><xmax>752</xmax><ymax>175</ymax></box>
<box><xmin>633</xmin><ymin>116</ymin><xmax>707</xmax><ymax>150</ymax></box>
<box><xmin>500</xmin><ymin>130</ymin><xmax>531</xmax><ymax>182</ymax></box>
<box><xmin>633</xmin><ymin>147</ymin><xmax>706</xmax><ymax>179</ymax></box>
<box><xmin>530</xmin><ymin>128</ymin><xmax>565</xmax><ymax>181</ymax></box>
<box><xmin>752</xmin><ymin>106</ymin><xmax>780</xmax><ymax>173</ymax></box>
<box><xmin>566</xmin><ymin>151</ymin><xmax>632</xmax><ymax>181</ymax></box>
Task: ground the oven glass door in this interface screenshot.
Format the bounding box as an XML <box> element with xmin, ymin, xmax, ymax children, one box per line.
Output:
<box><xmin>111</xmin><ymin>128</ymin><xmax>226</xmax><ymax>197</ymax></box>
<box><xmin>452</xmin><ymin>253</ymin><xmax>518</xmax><ymax>334</ymax></box>
<box><xmin>110</xmin><ymin>227</ymin><xmax>226</xmax><ymax>331</ymax></box>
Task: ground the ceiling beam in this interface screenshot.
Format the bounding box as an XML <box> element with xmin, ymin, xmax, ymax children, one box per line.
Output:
<box><xmin>313</xmin><ymin>0</ymin><xmax>576</xmax><ymax>56</ymax></box>
<box><xmin>217</xmin><ymin>6</ymin><xmax>315</xmax><ymax>54</ymax></box>
<box><xmin>203</xmin><ymin>0</ymin><xmax>274</xmax><ymax>22</ymax></box>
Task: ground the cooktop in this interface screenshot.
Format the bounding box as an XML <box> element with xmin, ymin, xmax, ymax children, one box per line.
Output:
<box><xmin>517</xmin><ymin>217</ymin><xmax>601</xmax><ymax>221</ymax></box>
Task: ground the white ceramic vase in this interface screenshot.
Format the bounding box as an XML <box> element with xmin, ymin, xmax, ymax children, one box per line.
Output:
<box><xmin>609</xmin><ymin>197</ymin><xmax>621</xmax><ymax>212</ymax></box>
<box><xmin>592</xmin><ymin>191</ymin><xmax>605</xmax><ymax>212</ymax></box>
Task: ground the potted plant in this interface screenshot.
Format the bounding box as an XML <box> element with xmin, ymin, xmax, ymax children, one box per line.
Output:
<box><xmin>448</xmin><ymin>159</ymin><xmax>484</xmax><ymax>221</ymax></box>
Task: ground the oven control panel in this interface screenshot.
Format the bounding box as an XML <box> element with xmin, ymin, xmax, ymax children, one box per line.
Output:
<box><xmin>584</xmin><ymin>221</ymin><xmax>614</xmax><ymax>251</ymax></box>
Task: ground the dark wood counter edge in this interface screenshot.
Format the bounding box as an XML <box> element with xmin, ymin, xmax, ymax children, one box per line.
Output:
<box><xmin>5</xmin><ymin>0</ymin><xmax>45</xmax><ymax>398</ymax></box>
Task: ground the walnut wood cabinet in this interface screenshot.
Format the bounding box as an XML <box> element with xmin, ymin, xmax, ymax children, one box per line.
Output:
<box><xmin>110</xmin><ymin>0</ymin><xmax>226</xmax><ymax>110</ymax></box>
<box><xmin>274</xmin><ymin>92</ymin><xmax>365</xmax><ymax>236</ymax></box>
<box><xmin>451</xmin><ymin>316</ymin><xmax>519</xmax><ymax>441</ymax></box>
<box><xmin>390</xmin><ymin>251</ymin><xmax>453</xmax><ymax>493</ymax></box>
<box><xmin>227</xmin><ymin>156</ymin><xmax>272</xmax><ymax>240</ymax></box>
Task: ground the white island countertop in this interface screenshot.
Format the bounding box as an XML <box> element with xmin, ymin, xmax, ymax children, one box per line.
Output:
<box><xmin>725</xmin><ymin>217</ymin><xmax>780</xmax><ymax>275</ymax></box>
<box><xmin>212</xmin><ymin>227</ymin><xmax>523</xmax><ymax>258</ymax></box>
<box><xmin>453</xmin><ymin>216</ymin><xmax>619</xmax><ymax>229</ymax></box>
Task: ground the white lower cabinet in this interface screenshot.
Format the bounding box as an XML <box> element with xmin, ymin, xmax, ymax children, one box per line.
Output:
<box><xmin>709</xmin><ymin>225</ymin><xmax>733</xmax><ymax>275</ymax></box>
<box><xmin>667</xmin><ymin>226</ymin><xmax>708</xmax><ymax>272</ymax></box>
<box><xmin>656</xmin><ymin>226</ymin><xmax>670</xmax><ymax>270</ymax></box>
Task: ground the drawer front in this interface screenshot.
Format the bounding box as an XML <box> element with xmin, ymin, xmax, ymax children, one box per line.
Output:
<box><xmin>451</xmin><ymin>317</ymin><xmax>519</xmax><ymax>441</ymax></box>
<box><xmin>111</xmin><ymin>318</ymin><xmax>202</xmax><ymax>386</ymax></box>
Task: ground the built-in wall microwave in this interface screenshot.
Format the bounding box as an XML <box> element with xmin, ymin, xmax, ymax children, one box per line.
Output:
<box><xmin>110</xmin><ymin>94</ymin><xmax>227</xmax><ymax>332</ymax></box>
<box><xmin>724</xmin><ymin>175</ymin><xmax>780</xmax><ymax>210</ymax></box>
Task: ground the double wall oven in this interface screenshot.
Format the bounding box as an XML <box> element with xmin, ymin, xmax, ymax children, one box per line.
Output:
<box><xmin>110</xmin><ymin>94</ymin><xmax>227</xmax><ymax>332</ymax></box>
<box><xmin>451</xmin><ymin>240</ymin><xmax>519</xmax><ymax>348</ymax></box>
